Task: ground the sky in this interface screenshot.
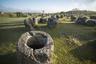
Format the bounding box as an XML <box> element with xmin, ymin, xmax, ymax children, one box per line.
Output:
<box><xmin>0</xmin><ymin>0</ymin><xmax>96</xmax><ymax>13</ymax></box>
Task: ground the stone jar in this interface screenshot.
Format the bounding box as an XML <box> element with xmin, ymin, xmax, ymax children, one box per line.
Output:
<box><xmin>17</xmin><ymin>31</ymin><xmax>54</xmax><ymax>64</ymax></box>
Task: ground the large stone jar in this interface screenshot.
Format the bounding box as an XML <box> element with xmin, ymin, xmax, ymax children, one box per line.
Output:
<box><xmin>17</xmin><ymin>31</ymin><xmax>54</xmax><ymax>64</ymax></box>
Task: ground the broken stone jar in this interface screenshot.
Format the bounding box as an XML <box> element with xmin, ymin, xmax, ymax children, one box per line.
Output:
<box><xmin>17</xmin><ymin>31</ymin><xmax>54</xmax><ymax>64</ymax></box>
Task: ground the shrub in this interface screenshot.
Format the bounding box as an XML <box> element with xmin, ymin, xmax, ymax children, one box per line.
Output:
<box><xmin>60</xmin><ymin>14</ymin><xmax>64</xmax><ymax>18</ymax></box>
<box><xmin>71</xmin><ymin>15</ymin><xmax>76</xmax><ymax>21</ymax></box>
<box><xmin>90</xmin><ymin>16</ymin><xmax>96</xmax><ymax>19</ymax></box>
<box><xmin>56</xmin><ymin>15</ymin><xmax>59</xmax><ymax>19</ymax></box>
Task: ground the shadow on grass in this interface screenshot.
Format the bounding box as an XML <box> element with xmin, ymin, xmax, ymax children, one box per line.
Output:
<box><xmin>0</xmin><ymin>27</ymin><xmax>27</xmax><ymax>64</ymax></box>
<box><xmin>0</xmin><ymin>27</ymin><xmax>26</xmax><ymax>44</ymax></box>
<box><xmin>0</xmin><ymin>19</ymin><xmax>26</xmax><ymax>64</ymax></box>
<box><xmin>70</xmin><ymin>40</ymin><xmax>96</xmax><ymax>62</ymax></box>
<box><xmin>0</xmin><ymin>52</ymin><xmax>16</xmax><ymax>64</ymax></box>
<box><xmin>0</xmin><ymin>21</ymin><xmax>24</xmax><ymax>28</ymax></box>
<box><xmin>42</xmin><ymin>23</ymin><xmax>96</xmax><ymax>40</ymax></box>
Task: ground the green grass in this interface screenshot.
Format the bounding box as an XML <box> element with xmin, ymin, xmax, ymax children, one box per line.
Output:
<box><xmin>0</xmin><ymin>17</ymin><xmax>96</xmax><ymax>64</ymax></box>
<box><xmin>0</xmin><ymin>17</ymin><xmax>26</xmax><ymax>64</ymax></box>
<box><xmin>43</xmin><ymin>23</ymin><xmax>96</xmax><ymax>64</ymax></box>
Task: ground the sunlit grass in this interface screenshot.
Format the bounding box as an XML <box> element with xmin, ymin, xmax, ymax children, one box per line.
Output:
<box><xmin>0</xmin><ymin>17</ymin><xmax>96</xmax><ymax>64</ymax></box>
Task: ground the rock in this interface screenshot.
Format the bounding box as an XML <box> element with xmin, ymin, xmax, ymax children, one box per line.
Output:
<box><xmin>38</xmin><ymin>18</ymin><xmax>47</xmax><ymax>24</ymax></box>
<box><xmin>86</xmin><ymin>19</ymin><xmax>96</xmax><ymax>26</ymax></box>
<box><xmin>24</xmin><ymin>18</ymin><xmax>35</xmax><ymax>31</ymax></box>
<box><xmin>47</xmin><ymin>16</ymin><xmax>58</xmax><ymax>28</ymax></box>
<box><xmin>75</xmin><ymin>17</ymin><xmax>87</xmax><ymax>25</ymax></box>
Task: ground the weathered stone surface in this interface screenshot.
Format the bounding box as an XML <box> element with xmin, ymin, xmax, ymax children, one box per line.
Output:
<box><xmin>47</xmin><ymin>16</ymin><xmax>58</xmax><ymax>28</ymax></box>
<box><xmin>75</xmin><ymin>17</ymin><xmax>87</xmax><ymax>25</ymax></box>
<box><xmin>38</xmin><ymin>18</ymin><xmax>47</xmax><ymax>23</ymax></box>
<box><xmin>86</xmin><ymin>19</ymin><xmax>96</xmax><ymax>26</ymax></box>
<box><xmin>17</xmin><ymin>31</ymin><xmax>54</xmax><ymax>64</ymax></box>
<box><xmin>24</xmin><ymin>18</ymin><xmax>35</xmax><ymax>31</ymax></box>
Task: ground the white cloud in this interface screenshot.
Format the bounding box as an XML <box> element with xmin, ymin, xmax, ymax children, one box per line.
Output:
<box><xmin>71</xmin><ymin>0</ymin><xmax>96</xmax><ymax>11</ymax></box>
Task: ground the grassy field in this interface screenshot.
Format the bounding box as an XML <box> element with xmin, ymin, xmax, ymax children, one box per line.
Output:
<box><xmin>0</xmin><ymin>17</ymin><xmax>96</xmax><ymax>64</ymax></box>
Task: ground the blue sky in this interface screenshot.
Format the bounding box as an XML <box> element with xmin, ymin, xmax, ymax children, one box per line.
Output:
<box><xmin>0</xmin><ymin>0</ymin><xmax>96</xmax><ymax>13</ymax></box>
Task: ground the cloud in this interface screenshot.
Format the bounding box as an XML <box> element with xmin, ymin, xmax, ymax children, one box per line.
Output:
<box><xmin>71</xmin><ymin>0</ymin><xmax>96</xmax><ymax>4</ymax></box>
<box><xmin>82</xmin><ymin>0</ymin><xmax>96</xmax><ymax>11</ymax></box>
<box><xmin>84</xmin><ymin>0</ymin><xmax>95</xmax><ymax>3</ymax></box>
<box><xmin>71</xmin><ymin>0</ymin><xmax>96</xmax><ymax>11</ymax></box>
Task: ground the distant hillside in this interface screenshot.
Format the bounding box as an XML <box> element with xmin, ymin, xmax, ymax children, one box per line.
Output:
<box><xmin>65</xmin><ymin>9</ymin><xmax>96</xmax><ymax>16</ymax></box>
